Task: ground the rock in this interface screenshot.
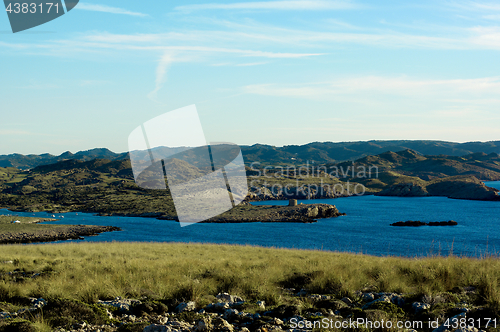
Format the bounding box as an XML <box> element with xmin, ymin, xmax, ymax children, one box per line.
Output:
<box><xmin>98</xmin><ymin>298</ymin><xmax>141</xmax><ymax>313</ymax></box>
<box><xmin>391</xmin><ymin>220</ymin><xmax>426</xmax><ymax>226</ymax></box>
<box><xmin>195</xmin><ymin>317</ymin><xmax>212</xmax><ymax>332</ymax></box>
<box><xmin>31</xmin><ymin>298</ymin><xmax>47</xmax><ymax>309</ymax></box>
<box><xmin>256</xmin><ymin>301</ymin><xmax>266</xmax><ymax>310</ymax></box>
<box><xmin>212</xmin><ymin>317</ymin><xmax>233</xmax><ymax>332</ymax></box>
<box><xmin>428</xmin><ymin>220</ymin><xmax>458</xmax><ymax>226</ymax></box>
<box><xmin>143</xmin><ymin>324</ymin><xmax>174</xmax><ymax>332</ymax></box>
<box><xmin>175</xmin><ymin>301</ymin><xmax>196</xmax><ymax>313</ymax></box>
<box><xmin>308</xmin><ymin>294</ymin><xmax>332</xmax><ymax>301</ymax></box>
<box><xmin>297</xmin><ymin>289</ymin><xmax>308</xmax><ymax>296</ymax></box>
<box><xmin>361</xmin><ymin>293</ymin><xmax>375</xmax><ymax>302</ymax></box>
<box><xmin>362</xmin><ymin>295</ymin><xmax>391</xmax><ymax>309</ymax></box>
<box><xmin>306</xmin><ymin>206</ymin><xmax>319</xmax><ymax>217</ymax></box>
<box><xmin>273</xmin><ymin>317</ymin><xmax>284</xmax><ymax>325</ymax></box>
<box><xmin>0</xmin><ymin>312</ymin><xmax>11</xmax><ymax>319</ymax></box>
<box><xmin>223</xmin><ymin>308</ymin><xmax>239</xmax><ymax>321</ymax></box>
<box><xmin>341</xmin><ymin>297</ymin><xmax>353</xmax><ymax>306</ymax></box>
<box><xmin>216</xmin><ymin>293</ymin><xmax>244</xmax><ymax>303</ymax></box>
<box><xmin>205</xmin><ymin>302</ymin><xmax>230</xmax><ymax>312</ymax></box>
<box><xmin>157</xmin><ymin>316</ymin><xmax>168</xmax><ymax>325</ymax></box>
<box><xmin>391</xmin><ymin>294</ymin><xmax>405</xmax><ymax>307</ymax></box>
<box><xmin>412</xmin><ymin>302</ymin><xmax>431</xmax><ymax>313</ymax></box>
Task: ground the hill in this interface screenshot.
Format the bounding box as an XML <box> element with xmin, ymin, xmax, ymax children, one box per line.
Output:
<box><xmin>0</xmin><ymin>147</ymin><xmax>499</xmax><ymax>216</ymax></box>
<box><xmin>2</xmin><ymin>140</ymin><xmax>500</xmax><ymax>169</ymax></box>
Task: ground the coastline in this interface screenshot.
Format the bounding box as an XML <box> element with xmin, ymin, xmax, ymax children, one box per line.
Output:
<box><xmin>0</xmin><ymin>215</ymin><xmax>121</xmax><ymax>244</ymax></box>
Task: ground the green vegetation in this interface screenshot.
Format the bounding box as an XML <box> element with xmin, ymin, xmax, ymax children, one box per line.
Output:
<box><xmin>0</xmin><ymin>216</ymin><xmax>66</xmax><ymax>234</ymax></box>
<box><xmin>0</xmin><ymin>148</ymin><xmax>499</xmax><ymax>217</ymax></box>
<box><xmin>0</xmin><ymin>243</ymin><xmax>499</xmax><ymax>331</ymax></box>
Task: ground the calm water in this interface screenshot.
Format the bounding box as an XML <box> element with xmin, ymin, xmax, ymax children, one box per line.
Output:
<box><xmin>1</xmin><ymin>181</ymin><xmax>499</xmax><ymax>258</ymax></box>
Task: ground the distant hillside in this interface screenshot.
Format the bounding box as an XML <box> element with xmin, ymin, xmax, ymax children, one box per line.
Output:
<box><xmin>2</xmin><ymin>140</ymin><xmax>500</xmax><ymax>169</ymax></box>
<box><xmin>0</xmin><ymin>148</ymin><xmax>129</xmax><ymax>170</ymax></box>
<box><xmin>242</xmin><ymin>140</ymin><xmax>500</xmax><ymax>165</ymax></box>
<box><xmin>1</xmin><ymin>148</ymin><xmax>499</xmax><ymax>216</ymax></box>
<box><xmin>330</xmin><ymin>149</ymin><xmax>500</xmax><ymax>182</ymax></box>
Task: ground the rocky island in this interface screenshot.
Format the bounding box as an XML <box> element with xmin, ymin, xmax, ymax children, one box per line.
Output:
<box><xmin>390</xmin><ymin>220</ymin><xmax>458</xmax><ymax>227</ymax></box>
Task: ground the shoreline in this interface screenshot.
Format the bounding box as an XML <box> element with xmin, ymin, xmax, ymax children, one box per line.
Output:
<box><xmin>0</xmin><ymin>225</ymin><xmax>121</xmax><ymax>244</ymax></box>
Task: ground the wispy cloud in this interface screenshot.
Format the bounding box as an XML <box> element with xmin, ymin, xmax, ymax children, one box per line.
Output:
<box><xmin>243</xmin><ymin>76</ymin><xmax>500</xmax><ymax>100</ymax></box>
<box><xmin>0</xmin><ymin>130</ymin><xmax>35</xmax><ymax>136</ymax></box>
<box><xmin>77</xmin><ymin>3</ymin><xmax>148</xmax><ymax>17</ymax></box>
<box><xmin>175</xmin><ymin>0</ymin><xmax>360</xmax><ymax>11</ymax></box>
<box><xmin>148</xmin><ymin>52</ymin><xmax>175</xmax><ymax>101</ymax></box>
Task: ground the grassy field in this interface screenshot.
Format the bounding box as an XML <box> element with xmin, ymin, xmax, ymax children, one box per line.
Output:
<box><xmin>0</xmin><ymin>242</ymin><xmax>499</xmax><ymax>331</ymax></box>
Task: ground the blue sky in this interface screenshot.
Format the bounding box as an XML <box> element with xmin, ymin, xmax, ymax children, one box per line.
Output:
<box><xmin>1</xmin><ymin>0</ymin><xmax>500</xmax><ymax>155</ymax></box>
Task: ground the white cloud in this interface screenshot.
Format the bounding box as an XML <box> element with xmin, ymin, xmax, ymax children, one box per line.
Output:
<box><xmin>483</xmin><ymin>14</ymin><xmax>500</xmax><ymax>20</ymax></box>
<box><xmin>148</xmin><ymin>52</ymin><xmax>175</xmax><ymax>101</ymax></box>
<box><xmin>77</xmin><ymin>3</ymin><xmax>148</xmax><ymax>17</ymax></box>
<box><xmin>175</xmin><ymin>0</ymin><xmax>360</xmax><ymax>11</ymax></box>
<box><xmin>243</xmin><ymin>76</ymin><xmax>500</xmax><ymax>100</ymax></box>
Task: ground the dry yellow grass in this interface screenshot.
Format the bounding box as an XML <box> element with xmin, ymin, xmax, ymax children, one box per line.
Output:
<box><xmin>0</xmin><ymin>242</ymin><xmax>499</xmax><ymax>310</ymax></box>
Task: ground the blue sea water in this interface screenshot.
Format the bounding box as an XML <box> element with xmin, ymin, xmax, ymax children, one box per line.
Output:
<box><xmin>1</xmin><ymin>181</ymin><xmax>499</xmax><ymax>258</ymax></box>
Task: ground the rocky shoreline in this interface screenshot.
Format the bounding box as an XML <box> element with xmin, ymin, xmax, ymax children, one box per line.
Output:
<box><xmin>0</xmin><ymin>225</ymin><xmax>121</xmax><ymax>244</ymax></box>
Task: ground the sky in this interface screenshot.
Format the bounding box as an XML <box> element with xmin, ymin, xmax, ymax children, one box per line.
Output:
<box><xmin>1</xmin><ymin>0</ymin><xmax>500</xmax><ymax>155</ymax></box>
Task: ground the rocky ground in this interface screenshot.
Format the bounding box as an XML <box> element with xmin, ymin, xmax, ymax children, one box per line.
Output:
<box><xmin>1</xmin><ymin>288</ymin><xmax>497</xmax><ymax>332</ymax></box>
<box><xmin>0</xmin><ymin>225</ymin><xmax>121</xmax><ymax>244</ymax></box>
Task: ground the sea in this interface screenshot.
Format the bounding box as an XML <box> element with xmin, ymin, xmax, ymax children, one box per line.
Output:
<box><xmin>1</xmin><ymin>181</ymin><xmax>499</xmax><ymax>258</ymax></box>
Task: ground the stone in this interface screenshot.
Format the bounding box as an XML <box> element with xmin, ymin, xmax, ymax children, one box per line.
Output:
<box><xmin>412</xmin><ymin>302</ymin><xmax>431</xmax><ymax>313</ymax></box>
<box><xmin>195</xmin><ymin>317</ymin><xmax>212</xmax><ymax>332</ymax></box>
<box><xmin>223</xmin><ymin>308</ymin><xmax>239</xmax><ymax>321</ymax></box>
<box><xmin>212</xmin><ymin>317</ymin><xmax>233</xmax><ymax>332</ymax></box>
<box><xmin>98</xmin><ymin>298</ymin><xmax>141</xmax><ymax>313</ymax></box>
<box><xmin>362</xmin><ymin>293</ymin><xmax>375</xmax><ymax>302</ymax></box>
<box><xmin>257</xmin><ymin>301</ymin><xmax>266</xmax><ymax>309</ymax></box>
<box><xmin>362</xmin><ymin>295</ymin><xmax>391</xmax><ymax>309</ymax></box>
<box><xmin>391</xmin><ymin>294</ymin><xmax>405</xmax><ymax>307</ymax></box>
<box><xmin>175</xmin><ymin>301</ymin><xmax>196</xmax><ymax>313</ymax></box>
<box><xmin>143</xmin><ymin>324</ymin><xmax>174</xmax><ymax>332</ymax></box>
<box><xmin>216</xmin><ymin>292</ymin><xmax>244</xmax><ymax>303</ymax></box>
<box><xmin>273</xmin><ymin>317</ymin><xmax>283</xmax><ymax>325</ymax></box>
<box><xmin>341</xmin><ymin>297</ymin><xmax>353</xmax><ymax>305</ymax></box>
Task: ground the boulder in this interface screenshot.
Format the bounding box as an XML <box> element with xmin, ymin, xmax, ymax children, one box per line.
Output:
<box><xmin>216</xmin><ymin>292</ymin><xmax>244</xmax><ymax>303</ymax></box>
<box><xmin>212</xmin><ymin>317</ymin><xmax>233</xmax><ymax>332</ymax></box>
<box><xmin>175</xmin><ymin>301</ymin><xmax>196</xmax><ymax>313</ymax></box>
<box><xmin>412</xmin><ymin>302</ymin><xmax>431</xmax><ymax>313</ymax></box>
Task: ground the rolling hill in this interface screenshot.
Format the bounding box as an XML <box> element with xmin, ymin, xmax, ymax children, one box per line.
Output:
<box><xmin>2</xmin><ymin>140</ymin><xmax>500</xmax><ymax>170</ymax></box>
